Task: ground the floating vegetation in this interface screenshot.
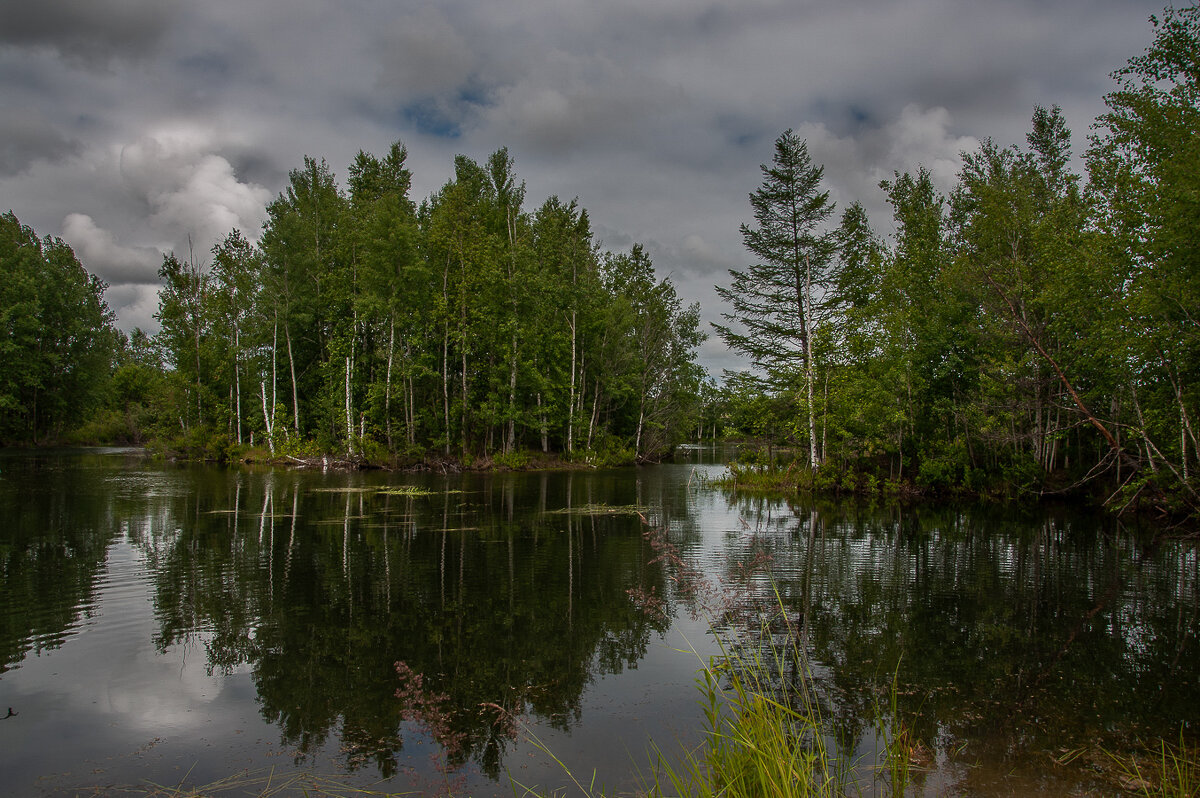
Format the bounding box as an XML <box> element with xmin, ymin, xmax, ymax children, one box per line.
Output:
<box><xmin>377</xmin><ymin>486</ymin><xmax>436</xmax><ymax>497</ymax></box>
<box><xmin>308</xmin><ymin>486</ymin><xmax>470</xmax><ymax>497</ymax></box>
<box><xmin>546</xmin><ymin>503</ymin><xmax>646</xmax><ymax>516</ymax></box>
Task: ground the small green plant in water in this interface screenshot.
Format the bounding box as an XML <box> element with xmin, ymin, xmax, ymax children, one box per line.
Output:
<box><xmin>644</xmin><ymin>652</ymin><xmax>845</xmax><ymax>798</ymax></box>
<box><xmin>1108</xmin><ymin>733</ymin><xmax>1199</xmax><ymax>797</ymax></box>
<box><xmin>874</xmin><ymin>662</ymin><xmax>918</xmax><ymax>797</ymax></box>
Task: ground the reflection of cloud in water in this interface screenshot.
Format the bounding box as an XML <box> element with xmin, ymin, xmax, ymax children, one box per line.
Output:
<box><xmin>38</xmin><ymin>541</ymin><xmax>236</xmax><ymax>733</ymax></box>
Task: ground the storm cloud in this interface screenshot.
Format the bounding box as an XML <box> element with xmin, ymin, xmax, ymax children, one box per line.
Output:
<box><xmin>0</xmin><ymin>0</ymin><xmax>1166</xmax><ymax>370</ymax></box>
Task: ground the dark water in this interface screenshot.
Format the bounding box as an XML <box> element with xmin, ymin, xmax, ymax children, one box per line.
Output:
<box><xmin>0</xmin><ymin>448</ymin><xmax>1196</xmax><ymax>796</ymax></box>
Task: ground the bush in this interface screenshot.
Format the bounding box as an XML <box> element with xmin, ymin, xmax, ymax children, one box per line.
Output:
<box><xmin>492</xmin><ymin>449</ymin><xmax>532</xmax><ymax>470</ymax></box>
<box><xmin>585</xmin><ymin>435</ymin><xmax>637</xmax><ymax>468</ymax></box>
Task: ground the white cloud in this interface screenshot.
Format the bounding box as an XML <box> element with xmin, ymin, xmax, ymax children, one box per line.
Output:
<box><xmin>879</xmin><ymin>104</ymin><xmax>979</xmax><ymax>191</ymax></box>
<box><xmin>61</xmin><ymin>213</ymin><xmax>161</xmax><ymax>285</ymax></box>
<box><xmin>118</xmin><ymin>128</ymin><xmax>271</xmax><ymax>252</ymax></box>
<box><xmin>102</xmin><ymin>283</ymin><xmax>163</xmax><ymax>334</ymax></box>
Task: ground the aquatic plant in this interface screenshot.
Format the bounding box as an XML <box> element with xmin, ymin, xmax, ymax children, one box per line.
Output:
<box><xmin>1109</xmin><ymin>734</ymin><xmax>1199</xmax><ymax>798</ymax></box>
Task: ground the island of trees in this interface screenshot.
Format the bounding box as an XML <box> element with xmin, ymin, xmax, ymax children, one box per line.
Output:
<box><xmin>1</xmin><ymin>5</ymin><xmax>1196</xmax><ymax>517</ymax></box>
<box><xmin>711</xmin><ymin>6</ymin><xmax>1198</xmax><ymax>518</ymax></box>
<box><xmin>1</xmin><ymin>148</ymin><xmax>706</xmax><ymax>467</ymax></box>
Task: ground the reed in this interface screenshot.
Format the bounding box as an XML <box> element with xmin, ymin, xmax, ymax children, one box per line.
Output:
<box><xmin>1109</xmin><ymin>734</ymin><xmax>1199</xmax><ymax>798</ymax></box>
<box><xmin>512</xmin><ymin>580</ymin><xmax>881</xmax><ymax>798</ymax></box>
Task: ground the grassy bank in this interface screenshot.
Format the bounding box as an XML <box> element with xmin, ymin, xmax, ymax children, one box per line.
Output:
<box><xmin>142</xmin><ymin>430</ymin><xmax>642</xmax><ymax>473</ymax></box>
<box><xmin>712</xmin><ymin>445</ymin><xmax>1200</xmax><ymax>527</ymax></box>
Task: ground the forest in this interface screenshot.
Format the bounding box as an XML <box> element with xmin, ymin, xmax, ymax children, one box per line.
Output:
<box><xmin>1</xmin><ymin>148</ymin><xmax>706</xmax><ymax>466</ymax></box>
<box><xmin>0</xmin><ymin>6</ymin><xmax>1196</xmax><ymax>514</ymax></box>
<box><xmin>712</xmin><ymin>6</ymin><xmax>1199</xmax><ymax>516</ymax></box>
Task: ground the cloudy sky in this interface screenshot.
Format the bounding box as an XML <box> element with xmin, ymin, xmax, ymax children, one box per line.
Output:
<box><xmin>0</xmin><ymin>0</ymin><xmax>1166</xmax><ymax>374</ymax></box>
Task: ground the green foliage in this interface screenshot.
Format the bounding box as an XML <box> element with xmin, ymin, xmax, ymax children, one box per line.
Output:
<box><xmin>491</xmin><ymin>448</ymin><xmax>532</xmax><ymax>470</ymax></box>
<box><xmin>1108</xmin><ymin>734</ymin><xmax>1199</xmax><ymax>798</ymax></box>
<box><xmin>0</xmin><ymin>212</ymin><xmax>119</xmax><ymax>444</ymax></box>
<box><xmin>712</xmin><ymin>7</ymin><xmax>1200</xmax><ymax>516</ymax></box>
<box><xmin>134</xmin><ymin>144</ymin><xmax>704</xmax><ymax>468</ymax></box>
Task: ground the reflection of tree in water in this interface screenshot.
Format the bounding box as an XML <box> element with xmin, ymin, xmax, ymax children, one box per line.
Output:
<box><xmin>704</xmin><ymin>491</ymin><xmax>1200</xmax><ymax>793</ymax></box>
<box><xmin>138</xmin><ymin>469</ymin><xmax>671</xmax><ymax>780</ymax></box>
<box><xmin>0</xmin><ymin>452</ymin><xmax>131</xmax><ymax>673</ymax></box>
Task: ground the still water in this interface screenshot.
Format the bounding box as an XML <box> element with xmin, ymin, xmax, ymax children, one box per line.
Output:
<box><xmin>0</xmin><ymin>447</ymin><xmax>1196</xmax><ymax>796</ymax></box>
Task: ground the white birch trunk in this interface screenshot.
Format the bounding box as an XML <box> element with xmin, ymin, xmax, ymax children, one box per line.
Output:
<box><xmin>568</xmin><ymin>311</ymin><xmax>577</xmax><ymax>453</ymax></box>
<box><xmin>286</xmin><ymin>322</ymin><xmax>300</xmax><ymax>434</ymax></box>
<box><xmin>385</xmin><ymin>317</ymin><xmax>395</xmax><ymax>450</ymax></box>
<box><xmin>804</xmin><ymin>255</ymin><xmax>818</xmax><ymax>468</ymax></box>
<box><xmin>345</xmin><ymin>355</ymin><xmax>354</xmax><ymax>456</ymax></box>
<box><xmin>260</xmin><ymin>380</ymin><xmax>275</xmax><ymax>455</ymax></box>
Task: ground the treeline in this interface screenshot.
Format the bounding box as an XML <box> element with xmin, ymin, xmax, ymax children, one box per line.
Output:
<box><xmin>0</xmin><ymin>212</ymin><xmax>117</xmax><ymax>444</ymax></box>
<box><xmin>714</xmin><ymin>6</ymin><xmax>1199</xmax><ymax>513</ymax></box>
<box><xmin>1</xmin><ymin>148</ymin><xmax>705</xmax><ymax>464</ymax></box>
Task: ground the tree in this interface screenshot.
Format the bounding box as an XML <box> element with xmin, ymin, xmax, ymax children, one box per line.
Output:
<box><xmin>348</xmin><ymin>141</ymin><xmax>420</xmax><ymax>452</ymax></box>
<box><xmin>260</xmin><ymin>156</ymin><xmax>349</xmax><ymax>444</ymax></box>
<box><xmin>529</xmin><ymin>196</ymin><xmax>599</xmax><ymax>455</ymax></box>
<box><xmin>1088</xmin><ymin>4</ymin><xmax>1200</xmax><ymax>503</ymax></box>
<box><xmin>605</xmin><ymin>244</ymin><xmax>704</xmax><ymax>459</ymax></box>
<box><xmin>823</xmin><ymin>202</ymin><xmax>898</xmax><ymax>464</ymax></box>
<box><xmin>714</xmin><ymin>130</ymin><xmax>835</xmax><ymax>468</ymax></box>
<box><xmin>485</xmin><ymin>148</ymin><xmax>531</xmax><ymax>455</ymax></box>
<box><xmin>953</xmin><ymin>108</ymin><xmax>1114</xmax><ymax>482</ymax></box>
<box><xmin>156</xmin><ymin>249</ymin><xmax>210</xmax><ymax>430</ymax></box>
<box><xmin>210</xmin><ymin>229</ymin><xmax>261</xmax><ymax>445</ymax></box>
<box><xmin>0</xmin><ymin>213</ymin><xmax>117</xmax><ymax>443</ymax></box>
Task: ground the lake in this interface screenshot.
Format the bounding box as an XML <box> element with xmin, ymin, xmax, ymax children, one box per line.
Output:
<box><xmin>0</xmin><ymin>447</ymin><xmax>1196</xmax><ymax>796</ymax></box>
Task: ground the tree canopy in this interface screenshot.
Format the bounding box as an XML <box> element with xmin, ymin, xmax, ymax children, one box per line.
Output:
<box><xmin>712</xmin><ymin>5</ymin><xmax>1200</xmax><ymax>514</ymax></box>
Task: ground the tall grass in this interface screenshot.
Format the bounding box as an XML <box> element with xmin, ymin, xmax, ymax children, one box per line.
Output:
<box><xmin>643</xmin><ymin>650</ymin><xmax>845</xmax><ymax>798</ymax></box>
<box><xmin>1109</xmin><ymin>734</ymin><xmax>1199</xmax><ymax>798</ymax></box>
<box><xmin>513</xmin><ymin>564</ymin><xmax>905</xmax><ymax>798</ymax></box>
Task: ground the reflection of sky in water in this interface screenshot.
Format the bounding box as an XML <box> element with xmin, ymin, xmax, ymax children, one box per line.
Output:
<box><xmin>1</xmin><ymin>448</ymin><xmax>1197</xmax><ymax>797</ymax></box>
<box><xmin>1</xmin><ymin>538</ymin><xmax>269</xmax><ymax>791</ymax></box>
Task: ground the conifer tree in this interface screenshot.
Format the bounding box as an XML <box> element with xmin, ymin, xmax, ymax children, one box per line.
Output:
<box><xmin>714</xmin><ymin>130</ymin><xmax>835</xmax><ymax>468</ymax></box>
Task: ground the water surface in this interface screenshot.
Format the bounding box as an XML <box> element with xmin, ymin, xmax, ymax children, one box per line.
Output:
<box><xmin>0</xmin><ymin>447</ymin><xmax>1195</xmax><ymax>796</ymax></box>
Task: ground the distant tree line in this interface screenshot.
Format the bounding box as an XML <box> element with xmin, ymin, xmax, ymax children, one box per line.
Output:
<box><xmin>713</xmin><ymin>6</ymin><xmax>1199</xmax><ymax>512</ymax></box>
<box><xmin>1</xmin><ymin>148</ymin><xmax>705</xmax><ymax>464</ymax></box>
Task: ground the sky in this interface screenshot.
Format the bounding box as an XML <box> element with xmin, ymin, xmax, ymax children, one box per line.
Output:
<box><xmin>0</xmin><ymin>0</ymin><xmax>1167</xmax><ymax>375</ymax></box>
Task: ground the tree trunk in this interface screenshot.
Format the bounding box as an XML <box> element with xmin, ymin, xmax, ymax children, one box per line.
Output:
<box><xmin>635</xmin><ymin>395</ymin><xmax>645</xmax><ymax>460</ymax></box>
<box><xmin>567</xmin><ymin>310</ymin><xmax>577</xmax><ymax>454</ymax></box>
<box><xmin>345</xmin><ymin>354</ymin><xmax>354</xmax><ymax>456</ymax></box>
<box><xmin>587</xmin><ymin>379</ymin><xmax>600</xmax><ymax>451</ymax></box>
<box><xmin>260</xmin><ymin>380</ymin><xmax>275</xmax><ymax>455</ymax></box>
<box><xmin>194</xmin><ymin>323</ymin><xmax>202</xmax><ymax>427</ymax></box>
<box><xmin>804</xmin><ymin>256</ymin><xmax>819</xmax><ymax>468</ymax></box>
<box><xmin>537</xmin><ymin>391</ymin><xmax>548</xmax><ymax>453</ymax></box>
<box><xmin>270</xmin><ymin>311</ymin><xmax>278</xmax><ymax>439</ymax></box>
<box><xmin>234</xmin><ymin>326</ymin><xmax>243</xmax><ymax>444</ymax></box>
<box><xmin>385</xmin><ymin>316</ymin><xmax>395</xmax><ymax>451</ymax></box>
<box><xmin>286</xmin><ymin>321</ymin><xmax>300</xmax><ymax>434</ymax></box>
<box><xmin>506</xmin><ymin>335</ymin><xmax>518</xmax><ymax>454</ymax></box>
<box><xmin>442</xmin><ymin>328</ymin><xmax>451</xmax><ymax>456</ymax></box>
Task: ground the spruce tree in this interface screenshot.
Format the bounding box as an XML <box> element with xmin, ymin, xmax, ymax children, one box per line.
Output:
<box><xmin>714</xmin><ymin>130</ymin><xmax>835</xmax><ymax>467</ymax></box>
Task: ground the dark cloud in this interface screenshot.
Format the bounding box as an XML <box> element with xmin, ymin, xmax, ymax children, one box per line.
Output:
<box><xmin>0</xmin><ymin>0</ymin><xmax>180</xmax><ymax>66</ymax></box>
<box><xmin>0</xmin><ymin>0</ymin><xmax>1170</xmax><ymax>370</ymax></box>
<box><xmin>0</xmin><ymin>114</ymin><xmax>81</xmax><ymax>176</ymax></box>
